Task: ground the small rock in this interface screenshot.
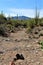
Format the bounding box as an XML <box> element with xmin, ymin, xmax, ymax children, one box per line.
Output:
<box><xmin>5</xmin><ymin>38</ymin><xmax>11</xmax><ymax>41</ymax></box>
<box><xmin>35</xmin><ymin>50</ymin><xmax>38</xmax><ymax>54</ymax></box>
<box><xmin>36</xmin><ymin>62</ymin><xmax>40</xmax><ymax>65</ymax></box>
<box><xmin>39</xmin><ymin>30</ymin><xmax>43</xmax><ymax>36</ymax></box>
<box><xmin>0</xmin><ymin>51</ymin><xmax>4</xmax><ymax>54</ymax></box>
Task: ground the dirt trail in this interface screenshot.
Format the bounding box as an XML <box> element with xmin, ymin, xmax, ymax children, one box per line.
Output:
<box><xmin>0</xmin><ymin>28</ymin><xmax>43</xmax><ymax>65</ymax></box>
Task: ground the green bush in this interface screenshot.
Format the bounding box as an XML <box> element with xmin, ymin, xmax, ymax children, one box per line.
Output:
<box><xmin>39</xmin><ymin>21</ymin><xmax>43</xmax><ymax>26</ymax></box>
<box><xmin>38</xmin><ymin>41</ymin><xmax>43</xmax><ymax>49</ymax></box>
<box><xmin>0</xmin><ymin>25</ymin><xmax>10</xmax><ymax>37</ymax></box>
<box><xmin>29</xmin><ymin>20</ymin><xmax>35</xmax><ymax>28</ymax></box>
<box><xmin>0</xmin><ymin>14</ymin><xmax>7</xmax><ymax>24</ymax></box>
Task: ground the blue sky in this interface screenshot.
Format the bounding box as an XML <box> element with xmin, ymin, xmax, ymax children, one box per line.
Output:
<box><xmin>0</xmin><ymin>0</ymin><xmax>43</xmax><ymax>17</ymax></box>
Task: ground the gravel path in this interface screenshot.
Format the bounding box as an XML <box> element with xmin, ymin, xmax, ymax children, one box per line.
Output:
<box><xmin>0</xmin><ymin>28</ymin><xmax>43</xmax><ymax>65</ymax></box>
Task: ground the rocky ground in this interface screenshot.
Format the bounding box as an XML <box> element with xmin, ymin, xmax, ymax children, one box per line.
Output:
<box><xmin>0</xmin><ymin>27</ymin><xmax>43</xmax><ymax>65</ymax></box>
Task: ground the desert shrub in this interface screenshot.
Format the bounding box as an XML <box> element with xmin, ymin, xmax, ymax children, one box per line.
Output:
<box><xmin>6</xmin><ymin>24</ymin><xmax>12</xmax><ymax>31</ymax></box>
<box><xmin>39</xmin><ymin>20</ymin><xmax>43</xmax><ymax>26</ymax></box>
<box><xmin>14</xmin><ymin>21</ymin><xmax>22</xmax><ymax>27</ymax></box>
<box><xmin>22</xmin><ymin>21</ymin><xmax>27</xmax><ymax>28</ymax></box>
<box><xmin>10</xmin><ymin>20</ymin><xmax>27</xmax><ymax>28</ymax></box>
<box><xmin>6</xmin><ymin>24</ymin><xmax>15</xmax><ymax>33</ymax></box>
<box><xmin>26</xmin><ymin>27</ymin><xmax>32</xmax><ymax>33</ymax></box>
<box><xmin>38</xmin><ymin>41</ymin><xmax>43</xmax><ymax>49</ymax></box>
<box><xmin>7</xmin><ymin>19</ymin><xmax>21</xmax><ymax>27</ymax></box>
<box><xmin>0</xmin><ymin>14</ymin><xmax>7</xmax><ymax>24</ymax></box>
<box><xmin>29</xmin><ymin>20</ymin><xmax>35</xmax><ymax>28</ymax></box>
<box><xmin>0</xmin><ymin>25</ymin><xmax>10</xmax><ymax>37</ymax></box>
<box><xmin>35</xmin><ymin>18</ymin><xmax>38</xmax><ymax>25</ymax></box>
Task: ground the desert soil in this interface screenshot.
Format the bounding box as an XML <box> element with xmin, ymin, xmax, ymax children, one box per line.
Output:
<box><xmin>0</xmin><ymin>28</ymin><xmax>43</xmax><ymax>65</ymax></box>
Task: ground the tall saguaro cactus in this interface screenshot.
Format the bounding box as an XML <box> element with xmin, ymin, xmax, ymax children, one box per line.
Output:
<box><xmin>35</xmin><ymin>0</ymin><xmax>40</xmax><ymax>26</ymax></box>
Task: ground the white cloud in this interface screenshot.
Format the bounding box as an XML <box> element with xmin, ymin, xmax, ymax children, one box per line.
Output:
<box><xmin>40</xmin><ymin>9</ymin><xmax>43</xmax><ymax>18</ymax></box>
<box><xmin>8</xmin><ymin>8</ymin><xmax>35</xmax><ymax>18</ymax></box>
<box><xmin>4</xmin><ymin>8</ymin><xmax>43</xmax><ymax>18</ymax></box>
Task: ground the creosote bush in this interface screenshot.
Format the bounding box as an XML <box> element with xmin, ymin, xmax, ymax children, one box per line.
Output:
<box><xmin>0</xmin><ymin>25</ymin><xmax>10</xmax><ymax>37</ymax></box>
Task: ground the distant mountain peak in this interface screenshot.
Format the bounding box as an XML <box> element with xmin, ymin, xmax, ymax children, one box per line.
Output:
<box><xmin>11</xmin><ymin>16</ymin><xmax>31</xmax><ymax>20</ymax></box>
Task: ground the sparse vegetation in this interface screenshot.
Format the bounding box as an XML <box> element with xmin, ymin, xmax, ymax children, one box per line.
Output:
<box><xmin>0</xmin><ymin>11</ymin><xmax>43</xmax><ymax>37</ymax></box>
<box><xmin>38</xmin><ymin>41</ymin><xmax>43</xmax><ymax>49</ymax></box>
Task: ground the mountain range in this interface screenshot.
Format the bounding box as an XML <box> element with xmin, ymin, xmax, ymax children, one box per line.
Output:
<box><xmin>11</xmin><ymin>16</ymin><xmax>31</xmax><ymax>20</ymax></box>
